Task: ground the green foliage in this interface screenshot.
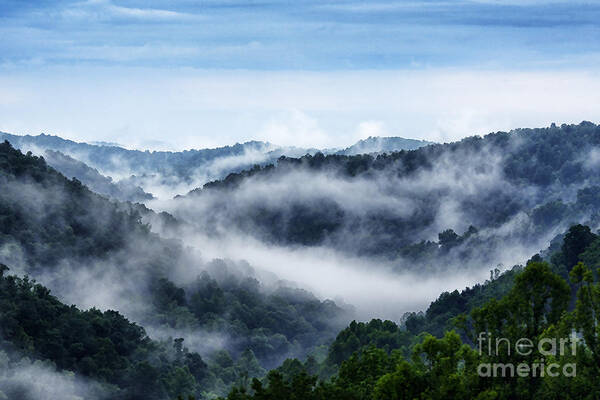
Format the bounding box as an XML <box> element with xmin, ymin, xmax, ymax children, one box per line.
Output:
<box><xmin>7</xmin><ymin>128</ymin><xmax>600</xmax><ymax>400</ymax></box>
<box><xmin>405</xmin><ymin>265</ymin><xmax>521</xmax><ymax>338</ymax></box>
<box><xmin>570</xmin><ymin>262</ymin><xmax>600</xmax><ymax>371</ymax></box>
<box><xmin>0</xmin><ymin>141</ymin><xmax>348</xmax><ymax>372</ymax></box>
<box><xmin>0</xmin><ymin>140</ymin><xmax>154</xmax><ymax>266</ymax></box>
<box><xmin>325</xmin><ymin>319</ymin><xmax>411</xmax><ymax>367</ymax></box>
<box><xmin>150</xmin><ymin>268</ymin><xmax>348</xmax><ymax>369</ymax></box>
<box><xmin>561</xmin><ymin>224</ymin><xmax>597</xmax><ymax>270</ymax></box>
<box><xmin>0</xmin><ymin>270</ymin><xmax>208</xmax><ymax>399</ymax></box>
<box><xmin>223</xmin><ymin>226</ymin><xmax>600</xmax><ymax>400</ymax></box>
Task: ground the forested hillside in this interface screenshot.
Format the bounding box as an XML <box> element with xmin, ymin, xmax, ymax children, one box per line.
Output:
<box><xmin>3</xmin><ymin>0</ymin><xmax>597</xmax><ymax>396</ymax></box>
<box><xmin>0</xmin><ymin>131</ymin><xmax>433</xmax><ymax>199</ymax></box>
<box><xmin>0</xmin><ymin>132</ymin><xmax>278</xmax><ymax>182</ymax></box>
<box><xmin>2</xmin><ymin>123</ymin><xmax>600</xmax><ymax>399</ymax></box>
<box><xmin>43</xmin><ymin>149</ymin><xmax>153</xmax><ymax>202</ymax></box>
<box><xmin>0</xmin><ymin>265</ymin><xmax>207</xmax><ymax>400</ymax></box>
<box><xmin>336</xmin><ymin>136</ymin><xmax>432</xmax><ymax>155</ymax></box>
<box><xmin>177</xmin><ymin>122</ymin><xmax>600</xmax><ymax>274</ymax></box>
<box><xmin>0</xmin><ymin>141</ymin><xmax>350</xmax><ymax>398</ymax></box>
<box><xmin>218</xmin><ymin>224</ymin><xmax>600</xmax><ymax>400</ymax></box>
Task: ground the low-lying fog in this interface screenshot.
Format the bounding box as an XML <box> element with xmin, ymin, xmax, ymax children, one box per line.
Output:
<box><xmin>185</xmin><ymin>233</ymin><xmax>489</xmax><ymax>320</ymax></box>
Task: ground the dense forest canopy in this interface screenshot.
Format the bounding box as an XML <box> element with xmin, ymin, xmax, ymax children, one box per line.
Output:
<box><xmin>4</xmin><ymin>221</ymin><xmax>600</xmax><ymax>399</ymax></box>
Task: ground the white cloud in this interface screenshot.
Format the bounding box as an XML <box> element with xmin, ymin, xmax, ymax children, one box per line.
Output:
<box><xmin>108</xmin><ymin>4</ymin><xmax>185</xmax><ymax>20</ymax></box>
<box><xmin>62</xmin><ymin>0</ymin><xmax>197</xmax><ymax>22</ymax></box>
<box><xmin>174</xmin><ymin>229</ymin><xmax>489</xmax><ymax>320</ymax></box>
<box><xmin>256</xmin><ymin>109</ymin><xmax>332</xmax><ymax>148</ymax></box>
<box><xmin>0</xmin><ymin>67</ymin><xmax>599</xmax><ymax>150</ymax></box>
<box><xmin>354</xmin><ymin>120</ymin><xmax>388</xmax><ymax>140</ymax></box>
<box><xmin>316</xmin><ymin>1</ymin><xmax>455</xmax><ymax>12</ymax></box>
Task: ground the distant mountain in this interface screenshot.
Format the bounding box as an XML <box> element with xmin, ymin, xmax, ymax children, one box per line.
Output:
<box><xmin>0</xmin><ymin>131</ymin><xmax>433</xmax><ymax>199</ymax></box>
<box><xmin>88</xmin><ymin>140</ymin><xmax>124</xmax><ymax>147</ymax></box>
<box><xmin>0</xmin><ymin>131</ymin><xmax>281</xmax><ymax>197</ymax></box>
<box><xmin>178</xmin><ymin>122</ymin><xmax>600</xmax><ymax>270</ymax></box>
<box><xmin>0</xmin><ymin>131</ymin><xmax>278</xmax><ymax>179</ymax></box>
<box><xmin>336</xmin><ymin>136</ymin><xmax>432</xmax><ymax>155</ymax></box>
<box><xmin>43</xmin><ymin>149</ymin><xmax>154</xmax><ymax>202</ymax></box>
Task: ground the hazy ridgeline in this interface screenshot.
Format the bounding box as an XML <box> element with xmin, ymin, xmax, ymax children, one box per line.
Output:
<box><xmin>174</xmin><ymin>121</ymin><xmax>600</xmax><ymax>260</ymax></box>
<box><xmin>0</xmin><ymin>140</ymin><xmax>350</xmax><ymax>398</ymax></box>
<box><xmin>0</xmin><ymin>131</ymin><xmax>431</xmax><ymax>200</ymax></box>
<box><xmin>152</xmin><ymin>122</ymin><xmax>600</xmax><ymax>317</ymax></box>
<box><xmin>1</xmin><ymin>122</ymin><xmax>600</xmax><ymax>399</ymax></box>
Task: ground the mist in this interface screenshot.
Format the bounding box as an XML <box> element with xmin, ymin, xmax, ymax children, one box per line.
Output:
<box><xmin>144</xmin><ymin>129</ymin><xmax>600</xmax><ymax>322</ymax></box>
<box><xmin>174</xmin><ymin>230</ymin><xmax>492</xmax><ymax>320</ymax></box>
<box><xmin>0</xmin><ymin>350</ymin><xmax>111</xmax><ymax>400</ymax></box>
<box><xmin>2</xmin><ymin>125</ymin><xmax>600</xmax><ymax>399</ymax></box>
<box><xmin>3</xmin><ymin>0</ymin><xmax>600</xmax><ymax>397</ymax></box>
<box><xmin>0</xmin><ymin>164</ymin><xmax>349</xmax><ymax>370</ymax></box>
<box><xmin>4</xmin><ymin>127</ymin><xmax>598</xmax><ymax>326</ymax></box>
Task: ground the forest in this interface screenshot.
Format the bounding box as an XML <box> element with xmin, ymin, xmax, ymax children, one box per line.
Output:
<box><xmin>215</xmin><ymin>223</ymin><xmax>600</xmax><ymax>399</ymax></box>
<box><xmin>3</xmin><ymin>0</ymin><xmax>599</xmax><ymax>397</ymax></box>
<box><xmin>0</xmin><ymin>140</ymin><xmax>349</xmax><ymax>398</ymax></box>
<box><xmin>1</xmin><ymin>123</ymin><xmax>600</xmax><ymax>399</ymax></box>
<box><xmin>170</xmin><ymin>122</ymin><xmax>600</xmax><ymax>284</ymax></box>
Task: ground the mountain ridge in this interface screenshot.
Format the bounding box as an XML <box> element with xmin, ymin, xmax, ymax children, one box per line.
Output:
<box><xmin>0</xmin><ymin>130</ymin><xmax>432</xmax><ymax>156</ymax></box>
<box><xmin>0</xmin><ymin>130</ymin><xmax>434</xmax><ymax>199</ymax></box>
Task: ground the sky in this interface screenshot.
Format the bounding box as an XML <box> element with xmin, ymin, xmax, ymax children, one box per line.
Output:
<box><xmin>1</xmin><ymin>0</ymin><xmax>600</xmax><ymax>150</ymax></box>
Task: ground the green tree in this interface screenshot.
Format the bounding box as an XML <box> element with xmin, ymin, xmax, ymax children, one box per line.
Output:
<box><xmin>562</xmin><ymin>225</ymin><xmax>597</xmax><ymax>270</ymax></box>
<box><xmin>469</xmin><ymin>262</ymin><xmax>570</xmax><ymax>399</ymax></box>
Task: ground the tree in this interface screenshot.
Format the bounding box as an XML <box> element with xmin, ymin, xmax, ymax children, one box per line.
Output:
<box><xmin>570</xmin><ymin>262</ymin><xmax>600</xmax><ymax>371</ymax></box>
<box><xmin>469</xmin><ymin>261</ymin><xmax>570</xmax><ymax>398</ymax></box>
<box><xmin>373</xmin><ymin>361</ymin><xmax>426</xmax><ymax>400</ymax></box>
<box><xmin>0</xmin><ymin>264</ymin><xmax>8</xmax><ymax>278</ymax></box>
<box><xmin>439</xmin><ymin>229</ymin><xmax>460</xmax><ymax>251</ymax></box>
<box><xmin>410</xmin><ymin>331</ymin><xmax>480</xmax><ymax>400</ymax></box>
<box><xmin>562</xmin><ymin>225</ymin><xmax>597</xmax><ymax>270</ymax></box>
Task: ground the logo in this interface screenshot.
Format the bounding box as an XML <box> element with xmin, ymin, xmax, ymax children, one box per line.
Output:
<box><xmin>476</xmin><ymin>332</ymin><xmax>577</xmax><ymax>377</ymax></box>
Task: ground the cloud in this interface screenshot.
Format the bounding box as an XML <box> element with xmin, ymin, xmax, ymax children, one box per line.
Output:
<box><xmin>2</xmin><ymin>0</ymin><xmax>600</xmax><ymax>70</ymax></box>
<box><xmin>315</xmin><ymin>1</ymin><xmax>455</xmax><ymax>12</ymax></box>
<box><xmin>1</xmin><ymin>68</ymin><xmax>599</xmax><ymax>150</ymax></box>
<box><xmin>583</xmin><ymin>147</ymin><xmax>600</xmax><ymax>170</ymax></box>
<box><xmin>175</xmin><ymin>230</ymin><xmax>492</xmax><ymax>320</ymax></box>
<box><xmin>353</xmin><ymin>120</ymin><xmax>389</xmax><ymax>141</ymax></box>
<box><xmin>0</xmin><ymin>352</ymin><xmax>110</xmax><ymax>400</ymax></box>
<box><xmin>145</xmin><ymin>326</ymin><xmax>228</xmax><ymax>357</ymax></box>
<box><xmin>466</xmin><ymin>0</ymin><xmax>587</xmax><ymax>5</ymax></box>
<box><xmin>61</xmin><ymin>0</ymin><xmax>197</xmax><ymax>22</ymax></box>
<box><xmin>149</xmin><ymin>140</ymin><xmax>580</xmax><ymax>319</ymax></box>
<box><xmin>108</xmin><ymin>4</ymin><xmax>187</xmax><ymax>20</ymax></box>
<box><xmin>62</xmin><ymin>44</ymin><xmax>202</xmax><ymax>62</ymax></box>
<box><xmin>256</xmin><ymin>110</ymin><xmax>332</xmax><ymax>148</ymax></box>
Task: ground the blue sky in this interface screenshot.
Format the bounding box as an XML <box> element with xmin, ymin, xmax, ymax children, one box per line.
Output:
<box><xmin>2</xmin><ymin>0</ymin><xmax>600</xmax><ymax>69</ymax></box>
<box><xmin>1</xmin><ymin>1</ymin><xmax>600</xmax><ymax>149</ymax></box>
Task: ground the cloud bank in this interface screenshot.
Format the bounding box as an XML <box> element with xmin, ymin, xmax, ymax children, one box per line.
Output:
<box><xmin>1</xmin><ymin>68</ymin><xmax>600</xmax><ymax>150</ymax></box>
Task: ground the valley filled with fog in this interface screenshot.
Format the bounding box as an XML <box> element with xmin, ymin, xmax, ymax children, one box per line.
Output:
<box><xmin>3</xmin><ymin>0</ymin><xmax>600</xmax><ymax>397</ymax></box>
<box><xmin>4</xmin><ymin>124</ymin><xmax>600</xmax><ymax>318</ymax></box>
<box><xmin>2</xmin><ymin>123</ymin><xmax>600</xmax><ymax>399</ymax></box>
